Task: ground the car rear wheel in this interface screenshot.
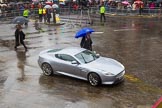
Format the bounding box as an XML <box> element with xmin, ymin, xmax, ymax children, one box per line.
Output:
<box><xmin>41</xmin><ymin>63</ymin><xmax>53</xmax><ymax>76</ymax></box>
<box><xmin>88</xmin><ymin>73</ymin><xmax>101</xmax><ymax>86</ymax></box>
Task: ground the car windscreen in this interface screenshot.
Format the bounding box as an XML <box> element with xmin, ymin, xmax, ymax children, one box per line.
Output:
<box><xmin>75</xmin><ymin>50</ymin><xmax>99</xmax><ymax>64</ymax></box>
<box><xmin>47</xmin><ymin>49</ymin><xmax>62</xmax><ymax>53</ymax></box>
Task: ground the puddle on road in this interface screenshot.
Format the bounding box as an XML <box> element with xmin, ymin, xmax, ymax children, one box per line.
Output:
<box><xmin>0</xmin><ymin>77</ymin><xmax>7</xmax><ymax>84</ymax></box>
<box><xmin>38</xmin><ymin>74</ymin><xmax>158</xmax><ymax>108</ymax></box>
<box><xmin>16</xmin><ymin>51</ymin><xmax>27</xmax><ymax>82</ymax></box>
<box><xmin>0</xmin><ymin>39</ymin><xmax>15</xmax><ymax>49</ymax></box>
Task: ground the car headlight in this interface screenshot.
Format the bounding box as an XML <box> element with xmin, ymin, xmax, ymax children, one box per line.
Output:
<box><xmin>104</xmin><ymin>72</ymin><xmax>114</xmax><ymax>76</ymax></box>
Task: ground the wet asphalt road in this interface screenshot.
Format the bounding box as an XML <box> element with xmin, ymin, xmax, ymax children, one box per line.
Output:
<box><xmin>0</xmin><ymin>16</ymin><xmax>162</xmax><ymax>108</ymax></box>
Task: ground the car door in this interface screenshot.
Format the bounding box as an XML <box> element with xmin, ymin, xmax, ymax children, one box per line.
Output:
<box><xmin>55</xmin><ymin>54</ymin><xmax>82</xmax><ymax>77</ymax></box>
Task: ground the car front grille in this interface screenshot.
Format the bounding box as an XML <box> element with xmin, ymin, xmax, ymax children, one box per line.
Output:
<box><xmin>116</xmin><ymin>70</ymin><xmax>124</xmax><ymax>79</ymax></box>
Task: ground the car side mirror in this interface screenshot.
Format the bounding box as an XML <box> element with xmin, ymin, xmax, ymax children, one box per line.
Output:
<box><xmin>93</xmin><ymin>51</ymin><xmax>100</xmax><ymax>57</ymax></box>
<box><xmin>71</xmin><ymin>61</ymin><xmax>78</xmax><ymax>64</ymax></box>
<box><xmin>96</xmin><ymin>54</ymin><xmax>100</xmax><ymax>57</ymax></box>
<box><xmin>93</xmin><ymin>51</ymin><xmax>96</xmax><ymax>54</ymax></box>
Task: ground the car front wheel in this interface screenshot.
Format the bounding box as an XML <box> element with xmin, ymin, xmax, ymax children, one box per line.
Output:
<box><xmin>41</xmin><ymin>63</ymin><xmax>53</xmax><ymax>76</ymax></box>
<box><xmin>88</xmin><ymin>73</ymin><xmax>101</xmax><ymax>86</ymax></box>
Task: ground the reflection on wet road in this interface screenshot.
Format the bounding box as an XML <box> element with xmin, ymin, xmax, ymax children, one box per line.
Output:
<box><xmin>0</xmin><ymin>17</ymin><xmax>161</xmax><ymax>108</ymax></box>
<box><xmin>16</xmin><ymin>51</ymin><xmax>26</xmax><ymax>81</ymax></box>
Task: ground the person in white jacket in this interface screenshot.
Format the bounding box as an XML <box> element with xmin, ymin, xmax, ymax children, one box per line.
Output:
<box><xmin>132</xmin><ymin>3</ymin><xmax>136</xmax><ymax>11</ymax></box>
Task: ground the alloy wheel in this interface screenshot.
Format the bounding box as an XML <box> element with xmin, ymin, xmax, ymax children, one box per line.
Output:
<box><xmin>88</xmin><ymin>73</ymin><xmax>100</xmax><ymax>86</ymax></box>
<box><xmin>42</xmin><ymin>63</ymin><xmax>53</xmax><ymax>76</ymax></box>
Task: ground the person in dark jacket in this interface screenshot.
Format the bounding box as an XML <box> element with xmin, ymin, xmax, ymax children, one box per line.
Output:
<box><xmin>46</xmin><ymin>9</ymin><xmax>51</xmax><ymax>24</ymax></box>
<box><xmin>80</xmin><ymin>33</ymin><xmax>93</xmax><ymax>51</ymax></box>
<box><xmin>14</xmin><ymin>24</ymin><xmax>27</xmax><ymax>51</ymax></box>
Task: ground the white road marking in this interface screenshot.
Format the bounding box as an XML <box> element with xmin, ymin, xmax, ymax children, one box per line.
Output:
<box><xmin>114</xmin><ymin>28</ymin><xmax>148</xmax><ymax>32</ymax></box>
<box><xmin>93</xmin><ymin>32</ymin><xmax>104</xmax><ymax>34</ymax></box>
<box><xmin>114</xmin><ymin>28</ymin><xmax>136</xmax><ymax>32</ymax></box>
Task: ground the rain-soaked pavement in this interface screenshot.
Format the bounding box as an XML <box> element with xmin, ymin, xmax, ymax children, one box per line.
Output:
<box><xmin>0</xmin><ymin>16</ymin><xmax>162</xmax><ymax>108</ymax></box>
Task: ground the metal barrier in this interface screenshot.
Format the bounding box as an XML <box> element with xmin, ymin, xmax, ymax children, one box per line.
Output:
<box><xmin>0</xmin><ymin>9</ymin><xmax>38</xmax><ymax>21</ymax></box>
<box><xmin>106</xmin><ymin>7</ymin><xmax>162</xmax><ymax>15</ymax></box>
<box><xmin>59</xmin><ymin>7</ymin><xmax>162</xmax><ymax>16</ymax></box>
<box><xmin>1</xmin><ymin>7</ymin><xmax>162</xmax><ymax>22</ymax></box>
<box><xmin>59</xmin><ymin>7</ymin><xmax>92</xmax><ymax>25</ymax></box>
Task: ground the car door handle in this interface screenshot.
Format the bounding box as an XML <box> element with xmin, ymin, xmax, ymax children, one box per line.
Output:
<box><xmin>79</xmin><ymin>68</ymin><xmax>88</xmax><ymax>72</ymax></box>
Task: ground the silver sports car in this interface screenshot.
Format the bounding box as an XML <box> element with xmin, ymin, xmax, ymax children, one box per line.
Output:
<box><xmin>38</xmin><ymin>47</ymin><xmax>125</xmax><ymax>86</ymax></box>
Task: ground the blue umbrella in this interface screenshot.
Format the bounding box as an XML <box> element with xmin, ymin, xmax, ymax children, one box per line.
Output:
<box><xmin>75</xmin><ymin>27</ymin><xmax>95</xmax><ymax>38</ymax></box>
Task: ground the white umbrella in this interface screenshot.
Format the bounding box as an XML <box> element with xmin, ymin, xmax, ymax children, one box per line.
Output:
<box><xmin>17</xmin><ymin>1</ymin><xmax>24</xmax><ymax>5</ymax></box>
<box><xmin>11</xmin><ymin>16</ymin><xmax>29</xmax><ymax>24</ymax></box>
<box><xmin>52</xmin><ymin>4</ymin><xmax>59</xmax><ymax>8</ymax></box>
<box><xmin>59</xmin><ymin>2</ymin><xmax>65</xmax><ymax>5</ymax></box>
<box><xmin>45</xmin><ymin>1</ymin><xmax>53</xmax><ymax>5</ymax></box>
<box><xmin>44</xmin><ymin>5</ymin><xmax>52</xmax><ymax>9</ymax></box>
<box><xmin>0</xmin><ymin>4</ymin><xmax>7</xmax><ymax>7</ymax></box>
<box><xmin>9</xmin><ymin>2</ymin><xmax>16</xmax><ymax>5</ymax></box>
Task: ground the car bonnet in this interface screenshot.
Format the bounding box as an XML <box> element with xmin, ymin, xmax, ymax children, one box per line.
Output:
<box><xmin>86</xmin><ymin>57</ymin><xmax>124</xmax><ymax>75</ymax></box>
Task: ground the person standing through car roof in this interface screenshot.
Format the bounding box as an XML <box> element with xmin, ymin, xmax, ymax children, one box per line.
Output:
<box><xmin>80</xmin><ymin>32</ymin><xmax>93</xmax><ymax>51</ymax></box>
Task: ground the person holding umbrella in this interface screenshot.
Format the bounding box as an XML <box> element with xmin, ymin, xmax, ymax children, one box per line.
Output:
<box><xmin>14</xmin><ymin>24</ymin><xmax>27</xmax><ymax>51</ymax></box>
<box><xmin>75</xmin><ymin>27</ymin><xmax>94</xmax><ymax>51</ymax></box>
<box><xmin>80</xmin><ymin>32</ymin><xmax>93</xmax><ymax>51</ymax></box>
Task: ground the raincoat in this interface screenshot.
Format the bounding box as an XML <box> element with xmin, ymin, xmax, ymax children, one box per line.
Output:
<box><xmin>80</xmin><ymin>36</ymin><xmax>93</xmax><ymax>51</ymax></box>
<box><xmin>15</xmin><ymin>28</ymin><xmax>27</xmax><ymax>49</ymax></box>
